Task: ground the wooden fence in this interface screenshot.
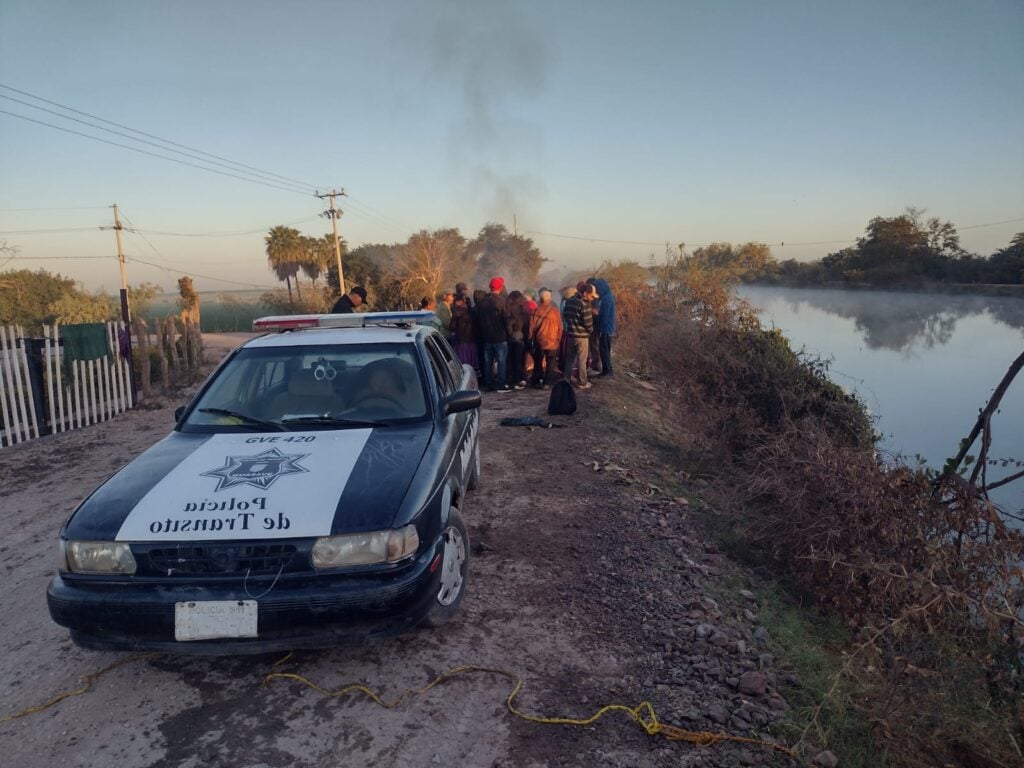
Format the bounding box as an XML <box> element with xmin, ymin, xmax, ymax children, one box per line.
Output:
<box><xmin>0</xmin><ymin>321</ymin><xmax>133</xmax><ymax>448</ymax></box>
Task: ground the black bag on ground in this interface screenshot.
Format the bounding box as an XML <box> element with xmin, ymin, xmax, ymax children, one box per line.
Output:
<box><xmin>547</xmin><ymin>380</ymin><xmax>577</xmax><ymax>416</ymax></box>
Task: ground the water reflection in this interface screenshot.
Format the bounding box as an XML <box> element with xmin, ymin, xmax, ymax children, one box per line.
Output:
<box><xmin>746</xmin><ymin>287</ymin><xmax>1024</xmax><ymax>354</ymax></box>
<box><xmin>739</xmin><ymin>285</ymin><xmax>1024</xmax><ymax>523</ymax></box>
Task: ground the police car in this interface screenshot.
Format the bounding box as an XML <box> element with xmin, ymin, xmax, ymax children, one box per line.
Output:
<box><xmin>48</xmin><ymin>311</ymin><xmax>481</xmax><ymax>653</ymax></box>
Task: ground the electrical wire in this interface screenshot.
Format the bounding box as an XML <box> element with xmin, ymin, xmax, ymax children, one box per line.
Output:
<box><xmin>0</xmin><ymin>94</ymin><xmax>317</xmax><ymax>195</ymax></box>
<box><xmin>0</xmin><ymin>85</ymin><xmax>413</xmax><ymax>233</ymax></box>
<box><xmin>125</xmin><ymin>254</ymin><xmax>275</xmax><ymax>290</ymax></box>
<box><xmin>0</xmin><ymin>206</ymin><xmax>107</xmax><ymax>212</ymax></box>
<box><xmin>0</xmin><ymin>227</ymin><xmax>100</xmax><ymax>235</ymax></box>
<box><xmin>0</xmin><ymin>83</ymin><xmax>328</xmax><ymax>191</ymax></box>
<box><xmin>959</xmin><ymin>216</ymin><xmax>1024</xmax><ymax>231</ymax></box>
<box><xmin>1</xmin><ymin>257</ymin><xmax>111</xmax><ymax>264</ymax></box>
<box><xmin>119</xmin><ymin>212</ymin><xmax>169</xmax><ymax>267</ymax></box>
<box><xmin>528</xmin><ymin>215</ymin><xmax>1024</xmax><ymax>252</ymax></box>
<box><xmin>0</xmin><ymin>109</ymin><xmax>314</xmax><ymax>198</ymax></box>
<box><xmin>125</xmin><ymin>215</ymin><xmax>321</xmax><ymax>238</ymax></box>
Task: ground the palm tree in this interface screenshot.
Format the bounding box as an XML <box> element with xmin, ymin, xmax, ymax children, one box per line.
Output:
<box><xmin>300</xmin><ymin>235</ymin><xmax>336</xmax><ymax>286</ymax></box>
<box><xmin>265</xmin><ymin>226</ymin><xmax>303</xmax><ymax>304</ymax></box>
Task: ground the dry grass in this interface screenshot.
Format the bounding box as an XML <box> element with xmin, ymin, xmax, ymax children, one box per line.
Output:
<box><xmin>613</xmin><ymin>268</ymin><xmax>1024</xmax><ymax>767</ymax></box>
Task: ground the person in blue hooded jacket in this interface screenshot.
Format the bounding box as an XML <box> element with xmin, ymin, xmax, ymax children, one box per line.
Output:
<box><xmin>587</xmin><ymin>277</ymin><xmax>616</xmax><ymax>376</ymax></box>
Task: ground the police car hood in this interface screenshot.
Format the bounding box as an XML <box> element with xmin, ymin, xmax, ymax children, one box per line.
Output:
<box><xmin>64</xmin><ymin>427</ymin><xmax>431</xmax><ymax>541</ymax></box>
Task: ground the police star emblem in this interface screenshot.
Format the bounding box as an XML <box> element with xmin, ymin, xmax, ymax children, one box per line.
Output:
<box><xmin>201</xmin><ymin>448</ymin><xmax>310</xmax><ymax>491</ymax></box>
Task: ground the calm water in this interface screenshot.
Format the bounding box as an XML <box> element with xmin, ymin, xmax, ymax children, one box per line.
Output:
<box><xmin>739</xmin><ymin>285</ymin><xmax>1024</xmax><ymax>521</ymax></box>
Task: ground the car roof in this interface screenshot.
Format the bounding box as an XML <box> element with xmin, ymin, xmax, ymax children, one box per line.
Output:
<box><xmin>243</xmin><ymin>324</ymin><xmax>433</xmax><ymax>349</ymax></box>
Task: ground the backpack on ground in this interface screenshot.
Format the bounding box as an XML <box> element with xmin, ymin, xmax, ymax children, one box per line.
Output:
<box><xmin>547</xmin><ymin>380</ymin><xmax>577</xmax><ymax>416</ymax></box>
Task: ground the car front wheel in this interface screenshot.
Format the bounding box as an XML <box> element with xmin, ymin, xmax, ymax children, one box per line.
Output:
<box><xmin>421</xmin><ymin>508</ymin><xmax>469</xmax><ymax>627</ymax></box>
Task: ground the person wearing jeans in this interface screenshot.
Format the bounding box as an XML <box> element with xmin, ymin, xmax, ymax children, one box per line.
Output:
<box><xmin>484</xmin><ymin>341</ymin><xmax>508</xmax><ymax>391</ymax></box>
<box><xmin>476</xmin><ymin>276</ymin><xmax>512</xmax><ymax>392</ymax></box>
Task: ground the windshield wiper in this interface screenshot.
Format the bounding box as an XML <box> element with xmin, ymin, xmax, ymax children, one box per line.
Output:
<box><xmin>198</xmin><ymin>408</ymin><xmax>285</xmax><ymax>431</ymax></box>
<box><xmin>280</xmin><ymin>415</ymin><xmax>389</xmax><ymax>428</ymax></box>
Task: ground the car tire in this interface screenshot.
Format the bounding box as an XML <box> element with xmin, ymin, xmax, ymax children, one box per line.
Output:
<box><xmin>421</xmin><ymin>508</ymin><xmax>470</xmax><ymax>628</ymax></box>
<box><xmin>466</xmin><ymin>440</ymin><xmax>481</xmax><ymax>491</ymax></box>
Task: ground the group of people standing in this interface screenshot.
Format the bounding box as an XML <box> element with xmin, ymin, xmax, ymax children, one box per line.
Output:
<box><xmin>428</xmin><ymin>276</ymin><xmax>617</xmax><ymax>393</ymax></box>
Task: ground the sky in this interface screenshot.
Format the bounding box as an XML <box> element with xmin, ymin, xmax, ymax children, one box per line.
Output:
<box><xmin>1</xmin><ymin>0</ymin><xmax>1022</xmax><ymax>293</ymax></box>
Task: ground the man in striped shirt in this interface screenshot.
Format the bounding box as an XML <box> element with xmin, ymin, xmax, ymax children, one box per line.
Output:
<box><xmin>562</xmin><ymin>281</ymin><xmax>595</xmax><ymax>389</ymax></box>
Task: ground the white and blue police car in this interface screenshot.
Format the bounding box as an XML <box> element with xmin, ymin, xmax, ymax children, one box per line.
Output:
<box><xmin>48</xmin><ymin>311</ymin><xmax>481</xmax><ymax>653</ymax></box>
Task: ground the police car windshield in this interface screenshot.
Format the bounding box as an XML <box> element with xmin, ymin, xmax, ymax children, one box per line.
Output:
<box><xmin>184</xmin><ymin>343</ymin><xmax>428</xmax><ymax>431</ymax></box>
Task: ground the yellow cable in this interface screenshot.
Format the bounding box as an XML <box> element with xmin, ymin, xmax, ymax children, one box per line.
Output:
<box><xmin>262</xmin><ymin>662</ymin><xmax>796</xmax><ymax>758</ymax></box>
<box><xmin>2</xmin><ymin>653</ymin><xmax>795</xmax><ymax>759</ymax></box>
<box><xmin>0</xmin><ymin>654</ymin><xmax>155</xmax><ymax>725</ymax></box>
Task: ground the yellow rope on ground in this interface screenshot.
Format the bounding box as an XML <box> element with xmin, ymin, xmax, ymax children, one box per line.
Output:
<box><xmin>0</xmin><ymin>653</ymin><xmax>155</xmax><ymax>725</ymax></box>
<box><xmin>262</xmin><ymin>660</ymin><xmax>796</xmax><ymax>759</ymax></box>
<box><xmin>2</xmin><ymin>651</ymin><xmax>795</xmax><ymax>759</ymax></box>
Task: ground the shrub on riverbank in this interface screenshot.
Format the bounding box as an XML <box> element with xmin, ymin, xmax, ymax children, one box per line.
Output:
<box><xmin>618</xmin><ymin>265</ymin><xmax>1024</xmax><ymax>765</ymax></box>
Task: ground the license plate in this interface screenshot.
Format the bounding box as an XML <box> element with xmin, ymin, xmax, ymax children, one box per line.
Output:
<box><xmin>174</xmin><ymin>600</ymin><xmax>258</xmax><ymax>641</ymax></box>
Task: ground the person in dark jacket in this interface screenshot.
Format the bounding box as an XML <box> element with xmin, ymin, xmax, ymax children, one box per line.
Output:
<box><xmin>471</xmin><ymin>288</ymin><xmax>487</xmax><ymax>377</ymax></box>
<box><xmin>450</xmin><ymin>295</ymin><xmax>478</xmax><ymax>369</ymax></box>
<box><xmin>476</xmin><ymin>277</ymin><xmax>511</xmax><ymax>392</ymax></box>
<box><xmin>562</xmin><ymin>281</ymin><xmax>594</xmax><ymax>389</ymax></box>
<box><xmin>589</xmin><ymin>277</ymin><xmax>617</xmax><ymax>376</ymax></box>
<box><xmin>506</xmin><ymin>290</ymin><xmax>530</xmax><ymax>389</ymax></box>
<box><xmin>331</xmin><ymin>285</ymin><xmax>367</xmax><ymax>313</ymax></box>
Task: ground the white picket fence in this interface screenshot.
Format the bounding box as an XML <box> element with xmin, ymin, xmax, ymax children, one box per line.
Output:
<box><xmin>0</xmin><ymin>322</ymin><xmax>133</xmax><ymax>447</ymax></box>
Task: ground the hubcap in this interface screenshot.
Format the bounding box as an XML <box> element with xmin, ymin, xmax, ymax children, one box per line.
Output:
<box><xmin>437</xmin><ymin>525</ymin><xmax>466</xmax><ymax>606</ymax></box>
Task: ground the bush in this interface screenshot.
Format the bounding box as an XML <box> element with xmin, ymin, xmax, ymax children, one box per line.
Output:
<box><xmin>627</xmin><ymin>270</ymin><xmax>1024</xmax><ymax>765</ymax></box>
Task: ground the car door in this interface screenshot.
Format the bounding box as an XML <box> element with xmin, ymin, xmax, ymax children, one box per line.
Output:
<box><xmin>424</xmin><ymin>335</ymin><xmax>476</xmax><ymax>492</ymax></box>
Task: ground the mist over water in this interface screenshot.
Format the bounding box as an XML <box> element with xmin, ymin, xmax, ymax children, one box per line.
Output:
<box><xmin>740</xmin><ymin>285</ymin><xmax>1024</xmax><ymax>522</ymax></box>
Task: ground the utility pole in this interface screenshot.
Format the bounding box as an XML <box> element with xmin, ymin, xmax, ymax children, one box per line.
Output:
<box><xmin>112</xmin><ymin>204</ymin><xmax>130</xmax><ymax>325</ymax></box>
<box><xmin>513</xmin><ymin>213</ymin><xmax>518</xmax><ymax>237</ymax></box>
<box><xmin>104</xmin><ymin>203</ymin><xmax>137</xmax><ymax>401</ymax></box>
<box><xmin>316</xmin><ymin>189</ymin><xmax>347</xmax><ymax>295</ymax></box>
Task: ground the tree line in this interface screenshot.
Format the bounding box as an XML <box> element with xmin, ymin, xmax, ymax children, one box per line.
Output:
<box><xmin>262</xmin><ymin>222</ymin><xmax>545</xmax><ymax>312</ymax></box>
<box><xmin>676</xmin><ymin>210</ymin><xmax>1024</xmax><ymax>288</ymax></box>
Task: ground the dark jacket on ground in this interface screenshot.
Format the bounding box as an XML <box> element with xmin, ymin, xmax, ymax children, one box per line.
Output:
<box><xmin>562</xmin><ymin>294</ymin><xmax>593</xmax><ymax>339</ymax></box>
<box><xmin>476</xmin><ymin>292</ymin><xmax>509</xmax><ymax>343</ymax></box>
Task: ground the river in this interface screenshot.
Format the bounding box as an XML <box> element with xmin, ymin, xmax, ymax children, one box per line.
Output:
<box><xmin>738</xmin><ymin>285</ymin><xmax>1024</xmax><ymax>522</ymax></box>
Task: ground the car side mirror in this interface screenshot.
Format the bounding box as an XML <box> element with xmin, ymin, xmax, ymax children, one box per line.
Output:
<box><xmin>174</xmin><ymin>405</ymin><xmax>186</xmax><ymax>422</ymax></box>
<box><xmin>442</xmin><ymin>389</ymin><xmax>481</xmax><ymax>416</ymax></box>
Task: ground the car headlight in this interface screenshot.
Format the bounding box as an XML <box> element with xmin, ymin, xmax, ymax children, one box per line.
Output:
<box><xmin>62</xmin><ymin>540</ymin><xmax>137</xmax><ymax>575</ymax></box>
<box><xmin>311</xmin><ymin>525</ymin><xmax>419</xmax><ymax>569</ymax></box>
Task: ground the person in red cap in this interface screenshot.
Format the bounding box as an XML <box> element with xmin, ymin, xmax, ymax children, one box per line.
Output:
<box><xmin>476</xmin><ymin>276</ymin><xmax>512</xmax><ymax>392</ymax></box>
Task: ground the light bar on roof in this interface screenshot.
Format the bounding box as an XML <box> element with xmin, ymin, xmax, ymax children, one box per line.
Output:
<box><xmin>252</xmin><ymin>311</ymin><xmax>436</xmax><ymax>333</ymax></box>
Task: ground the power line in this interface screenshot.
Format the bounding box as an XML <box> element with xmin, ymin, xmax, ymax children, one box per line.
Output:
<box><xmin>0</xmin><ymin>206</ymin><xmax>107</xmax><ymax>212</ymax></box>
<box><xmin>4</xmin><ymin>256</ymin><xmax>110</xmax><ymax>263</ymax></box>
<box><xmin>528</xmin><ymin>215</ymin><xmax>1024</xmax><ymax>251</ymax></box>
<box><xmin>0</xmin><ymin>93</ymin><xmax>316</xmax><ymax>196</ymax></box>
<box><xmin>126</xmin><ymin>254</ymin><xmax>276</xmax><ymax>290</ymax></box>
<box><xmin>119</xmin><ymin>212</ymin><xmax>169</xmax><ymax>268</ymax></box>
<box><xmin>0</xmin><ymin>227</ymin><xmax>100</xmax><ymax>235</ymax></box>
<box><xmin>0</xmin><ymin>83</ymin><xmax>328</xmax><ymax>191</ymax></box>
<box><xmin>126</xmin><ymin>215</ymin><xmax>320</xmax><ymax>238</ymax></box>
<box><xmin>0</xmin><ymin>109</ymin><xmax>314</xmax><ymax>197</ymax></box>
<box><xmin>0</xmin><ymin>84</ymin><xmax>413</xmax><ymax>235</ymax></box>
<box><xmin>959</xmin><ymin>216</ymin><xmax>1024</xmax><ymax>231</ymax></box>
<box><xmin>527</xmin><ymin>230</ymin><xmax>667</xmax><ymax>246</ymax></box>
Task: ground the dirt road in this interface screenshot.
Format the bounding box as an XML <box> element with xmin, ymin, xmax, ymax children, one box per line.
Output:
<box><xmin>0</xmin><ymin>335</ymin><xmax>793</xmax><ymax>767</ymax></box>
